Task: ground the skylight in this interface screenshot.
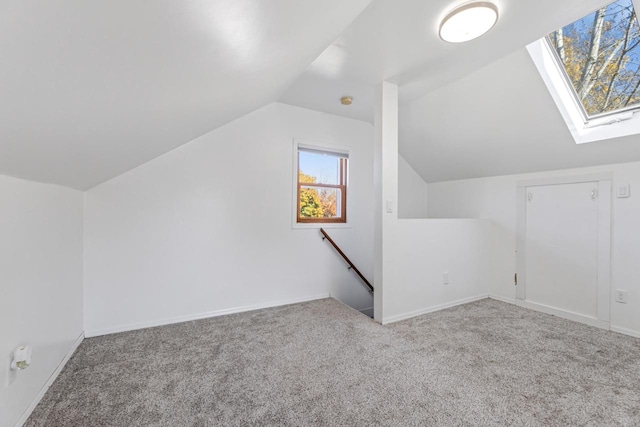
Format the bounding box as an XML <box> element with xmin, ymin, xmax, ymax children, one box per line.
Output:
<box><xmin>547</xmin><ymin>0</ymin><xmax>640</xmax><ymax>119</ymax></box>
<box><xmin>527</xmin><ymin>0</ymin><xmax>640</xmax><ymax>143</ymax></box>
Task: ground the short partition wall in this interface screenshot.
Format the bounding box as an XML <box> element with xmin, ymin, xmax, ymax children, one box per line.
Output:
<box><xmin>381</xmin><ymin>218</ymin><xmax>496</xmax><ymax>324</ymax></box>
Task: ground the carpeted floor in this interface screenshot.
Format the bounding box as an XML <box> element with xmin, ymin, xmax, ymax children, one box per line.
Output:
<box><xmin>26</xmin><ymin>298</ymin><xmax>640</xmax><ymax>426</ymax></box>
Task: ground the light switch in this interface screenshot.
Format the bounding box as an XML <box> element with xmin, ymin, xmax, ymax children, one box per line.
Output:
<box><xmin>616</xmin><ymin>184</ymin><xmax>631</xmax><ymax>198</ymax></box>
<box><xmin>386</xmin><ymin>200</ymin><xmax>393</xmax><ymax>213</ymax></box>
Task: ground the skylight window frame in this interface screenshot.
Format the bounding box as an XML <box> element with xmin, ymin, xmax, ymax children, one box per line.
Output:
<box><xmin>543</xmin><ymin>35</ymin><xmax>640</xmax><ymax>124</ymax></box>
<box><xmin>543</xmin><ymin>0</ymin><xmax>640</xmax><ymax>125</ymax></box>
<box><xmin>542</xmin><ymin>35</ymin><xmax>592</xmax><ymax>124</ymax></box>
<box><xmin>527</xmin><ymin>36</ymin><xmax>640</xmax><ymax>144</ymax></box>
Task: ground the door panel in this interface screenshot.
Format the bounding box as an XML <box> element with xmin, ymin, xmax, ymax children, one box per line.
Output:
<box><xmin>524</xmin><ymin>182</ymin><xmax>599</xmax><ymax>318</ymax></box>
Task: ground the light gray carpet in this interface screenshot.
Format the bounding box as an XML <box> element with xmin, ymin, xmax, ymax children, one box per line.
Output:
<box><xmin>26</xmin><ymin>298</ymin><xmax>640</xmax><ymax>426</ymax></box>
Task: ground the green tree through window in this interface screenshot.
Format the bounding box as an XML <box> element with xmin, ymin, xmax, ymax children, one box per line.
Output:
<box><xmin>296</xmin><ymin>146</ymin><xmax>347</xmax><ymax>224</ymax></box>
<box><xmin>299</xmin><ymin>173</ymin><xmax>324</xmax><ymax>218</ymax></box>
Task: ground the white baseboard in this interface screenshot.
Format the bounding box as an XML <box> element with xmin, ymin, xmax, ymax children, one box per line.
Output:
<box><xmin>610</xmin><ymin>325</ymin><xmax>640</xmax><ymax>339</ymax></box>
<box><xmin>488</xmin><ymin>294</ymin><xmax>517</xmax><ymax>304</ymax></box>
<box><xmin>381</xmin><ymin>294</ymin><xmax>489</xmax><ymax>325</ymax></box>
<box><xmin>15</xmin><ymin>332</ymin><xmax>84</xmax><ymax>427</ymax></box>
<box><xmin>85</xmin><ymin>293</ymin><xmax>331</xmax><ymax>338</ymax></box>
<box><xmin>495</xmin><ymin>296</ymin><xmax>640</xmax><ymax>339</ymax></box>
<box><xmin>515</xmin><ymin>299</ymin><xmax>609</xmax><ymax>330</ymax></box>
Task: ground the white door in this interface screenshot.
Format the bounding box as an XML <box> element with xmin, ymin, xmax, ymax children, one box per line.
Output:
<box><xmin>521</xmin><ymin>181</ymin><xmax>608</xmax><ymax>324</ymax></box>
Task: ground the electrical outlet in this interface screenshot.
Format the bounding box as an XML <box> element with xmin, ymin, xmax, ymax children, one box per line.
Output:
<box><xmin>615</xmin><ymin>289</ymin><xmax>628</xmax><ymax>304</ymax></box>
<box><xmin>443</xmin><ymin>272</ymin><xmax>450</xmax><ymax>286</ymax></box>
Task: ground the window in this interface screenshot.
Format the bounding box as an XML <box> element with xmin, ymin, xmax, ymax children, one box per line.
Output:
<box><xmin>528</xmin><ymin>0</ymin><xmax>640</xmax><ymax>143</ymax></box>
<box><xmin>296</xmin><ymin>145</ymin><xmax>348</xmax><ymax>224</ymax></box>
<box><xmin>547</xmin><ymin>0</ymin><xmax>640</xmax><ymax>120</ymax></box>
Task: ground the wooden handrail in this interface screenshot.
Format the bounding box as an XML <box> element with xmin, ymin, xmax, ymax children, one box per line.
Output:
<box><xmin>320</xmin><ymin>228</ymin><xmax>374</xmax><ymax>293</ymax></box>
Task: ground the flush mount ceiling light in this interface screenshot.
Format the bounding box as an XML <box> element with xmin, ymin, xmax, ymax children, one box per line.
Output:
<box><xmin>439</xmin><ymin>2</ymin><xmax>499</xmax><ymax>43</ymax></box>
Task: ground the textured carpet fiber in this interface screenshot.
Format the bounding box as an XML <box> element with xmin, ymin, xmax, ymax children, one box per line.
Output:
<box><xmin>26</xmin><ymin>298</ymin><xmax>640</xmax><ymax>426</ymax></box>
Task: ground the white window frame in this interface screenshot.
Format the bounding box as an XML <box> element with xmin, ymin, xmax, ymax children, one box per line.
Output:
<box><xmin>527</xmin><ymin>38</ymin><xmax>640</xmax><ymax>144</ymax></box>
<box><xmin>291</xmin><ymin>139</ymin><xmax>351</xmax><ymax>229</ymax></box>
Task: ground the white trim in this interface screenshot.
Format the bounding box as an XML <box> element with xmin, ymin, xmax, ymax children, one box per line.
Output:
<box><xmin>298</xmin><ymin>145</ymin><xmax>349</xmax><ymax>158</ymax></box>
<box><xmin>597</xmin><ymin>180</ymin><xmax>612</xmax><ymax>322</ymax></box>
<box><xmin>292</xmin><ymin>222</ymin><xmax>352</xmax><ymax>230</ymax></box>
<box><xmin>381</xmin><ymin>294</ymin><xmax>489</xmax><ymax>325</ymax></box>
<box><xmin>15</xmin><ymin>332</ymin><xmax>84</xmax><ymax>427</ymax></box>
<box><xmin>527</xmin><ymin>38</ymin><xmax>640</xmax><ymax>144</ymax></box>
<box><xmin>584</xmin><ymin>111</ymin><xmax>635</xmax><ymax>128</ymax></box>
<box><xmin>493</xmin><ymin>296</ymin><xmax>640</xmax><ymax>339</ymax></box>
<box><xmin>516</xmin><ymin>172</ymin><xmax>612</xmax><ymax>188</ymax></box>
<box><xmin>85</xmin><ymin>293</ymin><xmax>331</xmax><ymax>338</ymax></box>
<box><xmin>515</xmin><ymin>186</ymin><xmax>526</xmax><ymax>301</ymax></box>
<box><xmin>496</xmin><ymin>296</ymin><xmax>640</xmax><ymax>340</ymax></box>
<box><xmin>488</xmin><ymin>294</ymin><xmax>517</xmax><ymax>305</ymax></box>
<box><xmin>516</xmin><ymin>299</ymin><xmax>609</xmax><ymax>330</ymax></box>
<box><xmin>610</xmin><ymin>325</ymin><xmax>640</xmax><ymax>339</ymax></box>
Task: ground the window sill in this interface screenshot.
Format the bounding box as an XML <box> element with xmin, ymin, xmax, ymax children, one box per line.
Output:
<box><xmin>292</xmin><ymin>222</ymin><xmax>351</xmax><ymax>230</ymax></box>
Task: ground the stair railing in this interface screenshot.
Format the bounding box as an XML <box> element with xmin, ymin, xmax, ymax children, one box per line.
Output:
<box><xmin>320</xmin><ymin>228</ymin><xmax>374</xmax><ymax>294</ymax></box>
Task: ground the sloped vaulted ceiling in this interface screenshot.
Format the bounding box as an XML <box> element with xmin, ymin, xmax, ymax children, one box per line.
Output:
<box><xmin>281</xmin><ymin>0</ymin><xmax>640</xmax><ymax>182</ymax></box>
<box><xmin>0</xmin><ymin>0</ymin><xmax>371</xmax><ymax>189</ymax></box>
<box><xmin>281</xmin><ymin>0</ymin><xmax>611</xmax><ymax>122</ymax></box>
<box><xmin>5</xmin><ymin>0</ymin><xmax>638</xmax><ymax>189</ymax></box>
<box><xmin>400</xmin><ymin>48</ymin><xmax>640</xmax><ymax>183</ymax></box>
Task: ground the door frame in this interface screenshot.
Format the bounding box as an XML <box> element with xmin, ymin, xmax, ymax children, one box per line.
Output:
<box><xmin>515</xmin><ymin>173</ymin><xmax>612</xmax><ymax>329</ymax></box>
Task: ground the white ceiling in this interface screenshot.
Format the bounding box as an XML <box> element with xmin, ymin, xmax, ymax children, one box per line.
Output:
<box><xmin>0</xmin><ymin>0</ymin><xmax>371</xmax><ymax>189</ymax></box>
<box><xmin>280</xmin><ymin>0</ymin><xmax>640</xmax><ymax>182</ymax></box>
<box><xmin>280</xmin><ymin>0</ymin><xmax>608</xmax><ymax>121</ymax></box>
<box><xmin>3</xmin><ymin>0</ymin><xmax>637</xmax><ymax>189</ymax></box>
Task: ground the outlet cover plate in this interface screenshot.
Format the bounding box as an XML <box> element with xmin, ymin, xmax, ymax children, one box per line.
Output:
<box><xmin>615</xmin><ymin>289</ymin><xmax>628</xmax><ymax>304</ymax></box>
<box><xmin>616</xmin><ymin>184</ymin><xmax>631</xmax><ymax>198</ymax></box>
<box><xmin>443</xmin><ymin>272</ymin><xmax>450</xmax><ymax>285</ymax></box>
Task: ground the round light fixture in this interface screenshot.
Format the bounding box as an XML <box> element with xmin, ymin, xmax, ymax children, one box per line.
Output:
<box><xmin>439</xmin><ymin>2</ymin><xmax>498</xmax><ymax>43</ymax></box>
<box><xmin>341</xmin><ymin>96</ymin><xmax>353</xmax><ymax>106</ymax></box>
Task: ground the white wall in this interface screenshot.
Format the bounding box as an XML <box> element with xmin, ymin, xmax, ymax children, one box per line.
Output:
<box><xmin>83</xmin><ymin>103</ymin><xmax>374</xmax><ymax>336</ymax></box>
<box><xmin>0</xmin><ymin>175</ymin><xmax>84</xmax><ymax>427</ymax></box>
<box><xmin>398</xmin><ymin>156</ymin><xmax>428</xmax><ymax>219</ymax></box>
<box><xmin>383</xmin><ymin>219</ymin><xmax>494</xmax><ymax>323</ymax></box>
<box><xmin>428</xmin><ymin>161</ymin><xmax>640</xmax><ymax>337</ymax></box>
